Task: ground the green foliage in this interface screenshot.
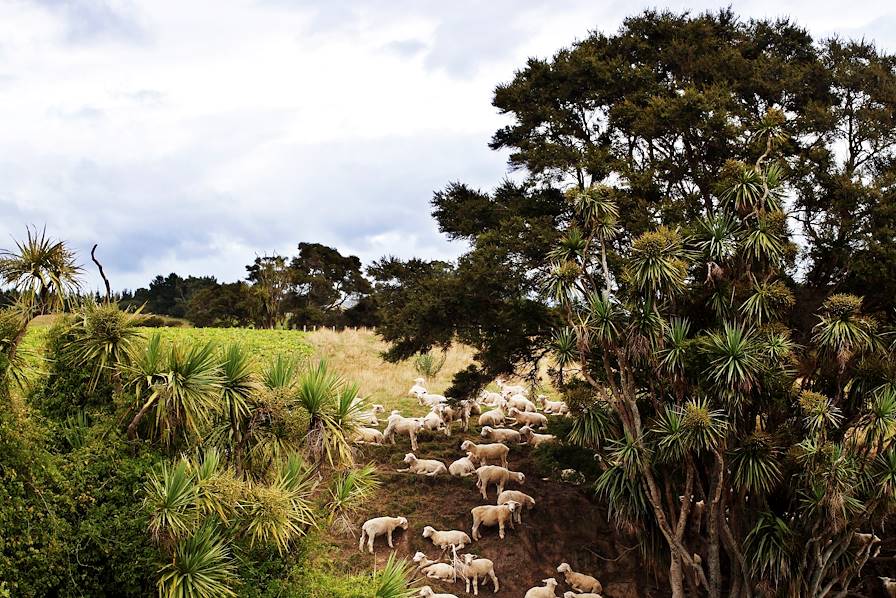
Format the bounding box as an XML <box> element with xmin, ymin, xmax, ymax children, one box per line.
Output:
<box><xmin>0</xmin><ymin>226</ymin><xmax>82</xmax><ymax>314</ymax></box>
<box><xmin>157</xmin><ymin>524</ymin><xmax>237</xmax><ymax>598</ymax></box>
<box><xmin>412</xmin><ymin>350</ymin><xmax>446</xmax><ymax>381</ymax></box>
<box><xmin>373</xmin><ymin>554</ymin><xmax>416</xmax><ymax>598</ymax></box>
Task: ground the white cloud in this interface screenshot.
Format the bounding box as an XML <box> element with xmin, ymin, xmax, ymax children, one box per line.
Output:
<box><xmin>0</xmin><ymin>0</ymin><xmax>893</xmax><ymax>292</ymax></box>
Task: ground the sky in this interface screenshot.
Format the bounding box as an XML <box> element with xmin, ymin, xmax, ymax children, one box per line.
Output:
<box><xmin>1</xmin><ymin>1</ymin><xmax>895</xmax><ymax>292</ymax></box>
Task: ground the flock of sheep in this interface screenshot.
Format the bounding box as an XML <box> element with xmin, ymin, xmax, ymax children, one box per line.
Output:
<box><xmin>353</xmin><ymin>377</ymin><xmax>605</xmax><ymax>598</ymax></box>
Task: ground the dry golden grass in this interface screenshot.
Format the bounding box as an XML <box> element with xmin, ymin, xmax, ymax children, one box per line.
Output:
<box><xmin>304</xmin><ymin>328</ymin><xmax>477</xmax><ymax>415</ymax></box>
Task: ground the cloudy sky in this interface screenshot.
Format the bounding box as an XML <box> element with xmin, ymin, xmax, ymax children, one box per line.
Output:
<box><xmin>1</xmin><ymin>0</ymin><xmax>894</xmax><ymax>292</ymax></box>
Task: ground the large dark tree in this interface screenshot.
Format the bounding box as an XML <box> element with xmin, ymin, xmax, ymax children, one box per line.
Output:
<box><xmin>288</xmin><ymin>242</ymin><xmax>372</xmax><ymax>327</ymax></box>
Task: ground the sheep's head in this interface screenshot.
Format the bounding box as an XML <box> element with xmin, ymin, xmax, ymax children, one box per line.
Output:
<box><xmin>463</xmin><ymin>554</ymin><xmax>476</xmax><ymax>564</ymax></box>
<box><xmin>418</xmin><ymin>586</ymin><xmax>434</xmax><ymax>597</ymax></box>
<box><xmin>397</xmin><ymin>517</ymin><xmax>409</xmax><ymax>529</ymax></box>
<box><xmin>403</xmin><ymin>453</ymin><xmax>417</xmax><ymax>463</ymax></box>
<box><xmin>505</xmin><ymin>500</ymin><xmax>520</xmax><ymax>512</ymax></box>
<box><xmin>460</xmin><ymin>440</ymin><xmax>472</xmax><ymax>451</ymax></box>
<box><xmin>557</xmin><ymin>563</ymin><xmax>571</xmax><ymax>573</ymax></box>
<box><xmin>372</xmin><ymin>404</ymin><xmax>385</xmax><ymax>414</ymax></box>
<box><xmin>508</xmin><ymin>407</ymin><xmax>519</xmax><ymax>415</ymax></box>
<box><xmin>480</xmin><ymin>427</ymin><xmax>492</xmax><ymax>437</ymax></box>
<box><xmin>520</xmin><ymin>425</ymin><xmax>532</xmax><ymax>436</ymax></box>
<box><xmin>514</xmin><ymin>472</ymin><xmax>526</xmax><ymax>484</ymax></box>
<box><xmin>542</xmin><ymin>578</ymin><xmax>558</xmax><ymax>589</ymax></box>
<box><xmin>412</xmin><ymin>551</ymin><xmax>426</xmax><ymax>563</ymax></box>
<box><xmin>422</xmin><ymin>526</ymin><xmax>435</xmax><ymax>538</ymax></box>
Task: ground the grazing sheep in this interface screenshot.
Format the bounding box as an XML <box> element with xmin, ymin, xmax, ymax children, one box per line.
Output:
<box><xmin>358</xmin><ymin>516</ymin><xmax>408</xmax><ymax>553</ymax></box>
<box><xmin>383</xmin><ymin>414</ymin><xmax>422</xmax><ymax>451</ymax></box>
<box><xmin>480</xmin><ymin>426</ymin><xmax>521</xmax><ymax>443</ymax></box>
<box><xmin>449</xmin><ymin>455</ymin><xmax>477</xmax><ymax>477</ymax></box>
<box><xmin>419</xmin><ymin>586</ymin><xmax>459</xmax><ymax>598</ymax></box>
<box><xmin>556</xmin><ymin>563</ymin><xmax>602</xmax><ymax>594</ymax></box>
<box><xmin>508</xmin><ymin>407</ymin><xmax>548</xmax><ymax>429</ymax></box>
<box><xmin>478</xmin><ymin>408</ymin><xmax>506</xmax><ymax>427</ymax></box>
<box><xmin>353</xmin><ymin>427</ymin><xmax>384</xmax><ymax>444</ymax></box>
<box><xmin>525</xmin><ymin>578</ymin><xmax>559</xmax><ymax>598</ymax></box>
<box><xmin>413</xmin><ymin>552</ymin><xmax>456</xmax><ymax>582</ymax></box>
<box><xmin>409</xmin><ymin>378</ymin><xmax>428</xmax><ymax>398</ymax></box>
<box><xmin>456</xmin><ymin>553</ymin><xmax>500</xmax><ymax>595</ymax></box>
<box><xmin>497</xmin><ymin>490</ymin><xmax>536</xmax><ymax>524</ymax></box>
<box><xmin>461</xmin><ymin>440</ymin><xmax>509</xmax><ymax>468</ymax></box>
<box><xmin>538</xmin><ymin>396</ymin><xmax>569</xmax><ymax>415</ymax></box>
<box><xmin>423</xmin><ymin>526</ymin><xmax>471</xmax><ymax>550</ymax></box>
<box><xmin>471</xmin><ymin>501</ymin><xmax>519</xmax><ymax>540</ymax></box>
<box><xmin>507</xmin><ymin>394</ymin><xmax>537</xmax><ymax>412</ymax></box>
<box><xmin>399</xmin><ymin>453</ymin><xmax>448</xmax><ymax>476</ymax></box>
<box><xmin>475</xmin><ymin>466</ymin><xmax>526</xmax><ymax>499</ymax></box>
<box><xmin>520</xmin><ymin>425</ymin><xmax>558</xmax><ymax>447</ymax></box>
<box><xmin>563</xmin><ymin>593</ymin><xmax>602</xmax><ymax>598</ymax></box>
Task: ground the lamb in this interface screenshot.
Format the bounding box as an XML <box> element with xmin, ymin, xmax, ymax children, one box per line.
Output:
<box><xmin>356</xmin><ymin>403</ymin><xmax>385</xmax><ymax>425</ymax></box>
<box><xmin>475</xmin><ymin>466</ymin><xmax>525</xmax><ymax>499</ymax></box>
<box><xmin>440</xmin><ymin>402</ymin><xmax>472</xmax><ymax>432</ymax></box>
<box><xmin>353</xmin><ymin>427</ymin><xmax>384</xmax><ymax>444</ymax></box>
<box><xmin>478</xmin><ymin>408</ymin><xmax>506</xmax><ymax>427</ymax></box>
<box><xmin>497</xmin><ymin>490</ymin><xmax>536</xmax><ymax>524</ymax></box>
<box><xmin>449</xmin><ymin>455</ymin><xmax>477</xmax><ymax>477</ymax></box>
<box><xmin>408</xmin><ymin>377</ymin><xmax>428</xmax><ymax>398</ymax></box>
<box><xmin>423</xmin><ymin>526</ymin><xmax>471</xmax><ymax>550</ymax></box>
<box><xmin>419</xmin><ymin>408</ymin><xmax>448</xmax><ymax>434</ymax></box>
<box><xmin>398</xmin><ymin>453</ymin><xmax>448</xmax><ymax>476</ymax></box>
<box><xmin>419</xmin><ymin>392</ymin><xmax>448</xmax><ymax>408</ymax></box>
<box><xmin>556</xmin><ymin>563</ymin><xmax>602</xmax><ymax>594</ymax></box>
<box><xmin>358</xmin><ymin>516</ymin><xmax>408</xmax><ymax>553</ymax></box>
<box><xmin>461</xmin><ymin>440</ymin><xmax>509</xmax><ymax>468</ymax></box>
<box><xmin>455</xmin><ymin>552</ymin><xmax>499</xmax><ymax>595</ymax></box>
<box><xmin>479</xmin><ymin>390</ymin><xmax>504</xmax><ymax>406</ymax></box>
<box><xmin>470</xmin><ymin>501</ymin><xmax>519</xmax><ymax>540</ymax></box>
<box><xmin>480</xmin><ymin>426</ymin><xmax>522</xmax><ymax>443</ymax></box>
<box><xmin>538</xmin><ymin>395</ymin><xmax>570</xmax><ymax>415</ymax></box>
<box><xmin>413</xmin><ymin>552</ymin><xmax>456</xmax><ymax>582</ymax></box>
<box><xmin>383</xmin><ymin>413</ymin><xmax>422</xmax><ymax>451</ymax></box>
<box><xmin>508</xmin><ymin>407</ymin><xmax>548</xmax><ymax>429</ymax></box>
<box><xmin>507</xmin><ymin>394</ymin><xmax>537</xmax><ymax>412</ymax></box>
<box><xmin>496</xmin><ymin>378</ymin><xmax>526</xmax><ymax>397</ymax></box>
<box><xmin>419</xmin><ymin>586</ymin><xmax>459</xmax><ymax>598</ymax></box>
<box><xmin>563</xmin><ymin>593</ymin><xmax>603</xmax><ymax>598</ymax></box>
<box><xmin>524</xmin><ymin>578</ymin><xmax>559</xmax><ymax>598</ymax></box>
<box><xmin>520</xmin><ymin>425</ymin><xmax>558</xmax><ymax>447</ymax></box>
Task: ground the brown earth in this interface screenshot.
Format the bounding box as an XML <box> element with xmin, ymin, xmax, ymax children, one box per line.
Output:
<box><xmin>334</xmin><ymin>425</ymin><xmax>668</xmax><ymax>598</ymax></box>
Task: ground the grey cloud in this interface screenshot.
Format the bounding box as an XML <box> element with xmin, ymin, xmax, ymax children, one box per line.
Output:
<box><xmin>382</xmin><ymin>39</ymin><xmax>427</xmax><ymax>58</ymax></box>
<box><xmin>31</xmin><ymin>0</ymin><xmax>147</xmax><ymax>44</ymax></box>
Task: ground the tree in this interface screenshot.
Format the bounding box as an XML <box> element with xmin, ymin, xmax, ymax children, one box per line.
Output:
<box><xmin>288</xmin><ymin>242</ymin><xmax>372</xmax><ymax>326</ymax></box>
<box><xmin>128</xmin><ymin>273</ymin><xmax>217</xmax><ymax>318</ymax></box>
<box><xmin>185</xmin><ymin>281</ymin><xmax>257</xmax><ymax>327</ymax></box>
<box><xmin>246</xmin><ymin>255</ymin><xmax>291</xmax><ymax>329</ymax></box>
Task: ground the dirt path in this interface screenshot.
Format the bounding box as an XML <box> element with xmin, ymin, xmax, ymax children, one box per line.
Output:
<box><xmin>336</xmin><ymin>426</ymin><xmax>667</xmax><ymax>597</ymax></box>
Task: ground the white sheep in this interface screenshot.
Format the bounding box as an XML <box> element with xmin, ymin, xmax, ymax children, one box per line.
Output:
<box><xmin>409</xmin><ymin>378</ymin><xmax>428</xmax><ymax>398</ymax></box>
<box><xmin>449</xmin><ymin>455</ymin><xmax>477</xmax><ymax>477</ymax></box>
<box><xmin>538</xmin><ymin>395</ymin><xmax>569</xmax><ymax>415</ymax></box>
<box><xmin>879</xmin><ymin>577</ymin><xmax>896</xmax><ymax>597</ymax></box>
<box><xmin>419</xmin><ymin>392</ymin><xmax>448</xmax><ymax>408</ymax></box>
<box><xmin>478</xmin><ymin>408</ymin><xmax>506</xmax><ymax>427</ymax></box>
<box><xmin>419</xmin><ymin>586</ymin><xmax>459</xmax><ymax>598</ymax></box>
<box><xmin>461</xmin><ymin>440</ymin><xmax>509</xmax><ymax>468</ymax></box>
<box><xmin>496</xmin><ymin>378</ymin><xmax>526</xmax><ymax>397</ymax></box>
<box><xmin>556</xmin><ymin>563</ymin><xmax>602</xmax><ymax>594</ymax></box>
<box><xmin>353</xmin><ymin>427</ymin><xmax>384</xmax><ymax>444</ymax></box>
<box><xmin>456</xmin><ymin>552</ymin><xmax>499</xmax><ymax>595</ymax></box>
<box><xmin>399</xmin><ymin>453</ymin><xmax>448</xmax><ymax>476</ymax></box>
<box><xmin>563</xmin><ymin>593</ymin><xmax>603</xmax><ymax>598</ymax></box>
<box><xmin>525</xmin><ymin>578</ymin><xmax>559</xmax><ymax>598</ymax></box>
<box><xmin>480</xmin><ymin>426</ymin><xmax>522</xmax><ymax>443</ymax></box>
<box><xmin>383</xmin><ymin>413</ymin><xmax>422</xmax><ymax>451</ymax></box>
<box><xmin>520</xmin><ymin>425</ymin><xmax>558</xmax><ymax>447</ymax></box>
<box><xmin>508</xmin><ymin>407</ymin><xmax>548</xmax><ymax>429</ymax></box>
<box><xmin>419</xmin><ymin>408</ymin><xmax>448</xmax><ymax>434</ymax></box>
<box><xmin>479</xmin><ymin>390</ymin><xmax>504</xmax><ymax>405</ymax></box>
<box><xmin>423</xmin><ymin>526</ymin><xmax>471</xmax><ymax>550</ymax></box>
<box><xmin>497</xmin><ymin>490</ymin><xmax>536</xmax><ymax>524</ymax></box>
<box><xmin>413</xmin><ymin>552</ymin><xmax>456</xmax><ymax>582</ymax></box>
<box><xmin>470</xmin><ymin>501</ymin><xmax>518</xmax><ymax>540</ymax></box>
<box><xmin>358</xmin><ymin>516</ymin><xmax>408</xmax><ymax>554</ymax></box>
<box><xmin>475</xmin><ymin>466</ymin><xmax>525</xmax><ymax>499</ymax></box>
<box><xmin>507</xmin><ymin>394</ymin><xmax>537</xmax><ymax>412</ymax></box>
<box><xmin>440</xmin><ymin>402</ymin><xmax>472</xmax><ymax>432</ymax></box>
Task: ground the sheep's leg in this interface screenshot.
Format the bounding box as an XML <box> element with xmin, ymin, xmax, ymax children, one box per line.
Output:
<box><xmin>498</xmin><ymin>521</ymin><xmax>505</xmax><ymax>539</ymax></box>
<box><xmin>480</xmin><ymin>483</ymin><xmax>488</xmax><ymax>500</ymax></box>
<box><xmin>497</xmin><ymin>482</ymin><xmax>505</xmax><ymax>495</ymax></box>
<box><xmin>358</xmin><ymin>530</ymin><xmax>365</xmax><ymax>552</ymax></box>
<box><xmin>490</xmin><ymin>571</ymin><xmax>499</xmax><ymax>593</ymax></box>
<box><xmin>472</xmin><ymin>518</ymin><xmax>480</xmax><ymax>541</ymax></box>
<box><xmin>368</xmin><ymin>535</ymin><xmax>375</xmax><ymax>554</ymax></box>
<box><xmin>387</xmin><ymin>530</ymin><xmax>394</xmax><ymax>548</ymax></box>
<box><xmin>410</xmin><ymin>432</ymin><xmax>418</xmax><ymax>452</ymax></box>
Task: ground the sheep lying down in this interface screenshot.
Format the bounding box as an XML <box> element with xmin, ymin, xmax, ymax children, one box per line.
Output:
<box><xmin>398</xmin><ymin>453</ymin><xmax>448</xmax><ymax>476</ymax></box>
<box><xmin>557</xmin><ymin>563</ymin><xmax>603</xmax><ymax>594</ymax></box>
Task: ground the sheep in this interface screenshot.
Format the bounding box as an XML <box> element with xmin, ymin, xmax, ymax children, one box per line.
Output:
<box><xmin>520</xmin><ymin>425</ymin><xmax>558</xmax><ymax>447</ymax></box>
<box><xmin>356</xmin><ymin>403</ymin><xmax>385</xmax><ymax>425</ymax></box>
<box><xmin>449</xmin><ymin>455</ymin><xmax>477</xmax><ymax>477</ymax></box>
<box><xmin>538</xmin><ymin>395</ymin><xmax>569</xmax><ymax>415</ymax></box>
<box><xmin>556</xmin><ymin>563</ymin><xmax>602</xmax><ymax>594</ymax></box>
<box><xmin>461</xmin><ymin>440</ymin><xmax>509</xmax><ymax>468</ymax></box>
<box><xmin>440</xmin><ymin>402</ymin><xmax>472</xmax><ymax>432</ymax></box>
<box><xmin>563</xmin><ymin>593</ymin><xmax>603</xmax><ymax>598</ymax></box>
<box><xmin>419</xmin><ymin>408</ymin><xmax>448</xmax><ymax>434</ymax></box>
<box><xmin>467</xmin><ymin>399</ymin><xmax>482</xmax><ymax>416</ymax></box>
<box><xmin>409</xmin><ymin>378</ymin><xmax>428</xmax><ymax>398</ymax></box>
<box><xmin>399</xmin><ymin>453</ymin><xmax>448</xmax><ymax>476</ymax></box>
<box><xmin>879</xmin><ymin>577</ymin><xmax>896</xmax><ymax>598</ymax></box>
<box><xmin>496</xmin><ymin>378</ymin><xmax>526</xmax><ymax>397</ymax></box>
<box><xmin>419</xmin><ymin>392</ymin><xmax>448</xmax><ymax>408</ymax></box>
<box><xmin>423</xmin><ymin>526</ymin><xmax>471</xmax><ymax>550</ymax></box>
<box><xmin>353</xmin><ymin>427</ymin><xmax>384</xmax><ymax>444</ymax></box>
<box><xmin>507</xmin><ymin>394</ymin><xmax>537</xmax><ymax>412</ymax></box>
<box><xmin>413</xmin><ymin>552</ymin><xmax>456</xmax><ymax>582</ymax></box>
<box><xmin>478</xmin><ymin>408</ymin><xmax>506</xmax><ymax>427</ymax></box>
<box><xmin>455</xmin><ymin>552</ymin><xmax>499</xmax><ymax>595</ymax></box>
<box><xmin>508</xmin><ymin>407</ymin><xmax>548</xmax><ymax>429</ymax></box>
<box><xmin>358</xmin><ymin>516</ymin><xmax>408</xmax><ymax>553</ymax></box>
<box><xmin>383</xmin><ymin>413</ymin><xmax>422</xmax><ymax>451</ymax></box>
<box><xmin>480</xmin><ymin>426</ymin><xmax>522</xmax><ymax>443</ymax></box>
<box><xmin>497</xmin><ymin>490</ymin><xmax>535</xmax><ymax>524</ymax></box>
<box><xmin>525</xmin><ymin>578</ymin><xmax>559</xmax><ymax>598</ymax></box>
<box><xmin>475</xmin><ymin>466</ymin><xmax>526</xmax><ymax>499</ymax></box>
<box><xmin>471</xmin><ymin>501</ymin><xmax>519</xmax><ymax>540</ymax></box>
<box><xmin>419</xmin><ymin>586</ymin><xmax>459</xmax><ymax>598</ymax></box>
<box><xmin>479</xmin><ymin>390</ymin><xmax>504</xmax><ymax>406</ymax></box>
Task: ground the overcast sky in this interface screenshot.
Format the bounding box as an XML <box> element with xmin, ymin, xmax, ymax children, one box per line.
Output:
<box><xmin>1</xmin><ymin>1</ymin><xmax>894</xmax><ymax>292</ymax></box>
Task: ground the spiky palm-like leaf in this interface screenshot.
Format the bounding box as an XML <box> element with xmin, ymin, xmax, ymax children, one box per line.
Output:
<box><xmin>729</xmin><ymin>432</ymin><xmax>781</xmax><ymax>494</ymax></box>
<box><xmin>594</xmin><ymin>464</ymin><xmax>650</xmax><ymax>528</ymax></box>
<box><xmin>157</xmin><ymin>524</ymin><xmax>237</xmax><ymax>598</ymax></box>
<box><xmin>583</xmin><ymin>292</ymin><xmax>623</xmax><ymax>345</ymax></box>
<box><xmin>813</xmin><ymin>294</ymin><xmax>878</xmax><ymax>370</ymax></box>
<box><xmin>743</xmin><ymin>512</ymin><xmax>794</xmax><ymax>585</ymax></box>
<box><xmin>65</xmin><ymin>299</ymin><xmax>145</xmax><ymax>391</ymax></box>
<box><xmin>374</xmin><ymin>554</ymin><xmax>416</xmax><ymax>598</ymax></box>
<box><xmin>658</xmin><ymin>318</ymin><xmax>691</xmax><ymax>376</ymax></box>
<box><xmin>627</xmin><ymin>227</ymin><xmax>690</xmax><ymax>296</ymax></box>
<box><xmin>741</xmin><ymin>215</ymin><xmax>785</xmax><ymax>265</ymax></box>
<box><xmin>262</xmin><ymin>353</ymin><xmax>298</xmax><ymax>390</ymax></box>
<box><xmin>0</xmin><ymin>226</ymin><xmax>82</xmax><ymax>314</ymax></box>
<box><xmin>703</xmin><ymin>323</ymin><xmax>763</xmax><ymax>393</ymax></box>
<box><xmin>548</xmin><ymin>226</ymin><xmax>588</xmax><ymax>262</ymax></box>
<box><xmin>739</xmin><ymin>280</ymin><xmax>794</xmax><ymax>325</ymax></box>
<box><xmin>219</xmin><ymin>343</ymin><xmax>257</xmax><ymax>444</ymax></box>
<box><xmin>145</xmin><ymin>460</ymin><xmax>199</xmax><ymax>546</ymax></box>
<box><xmin>567</xmin><ymin>399</ymin><xmax>614</xmax><ymax>449</ymax></box>
<box><xmin>326</xmin><ymin>464</ymin><xmax>380</xmax><ymax>534</ymax></box>
<box><xmin>551</xmin><ymin>327</ymin><xmax>578</xmax><ymax>371</ymax></box>
<box><xmin>695</xmin><ymin>212</ymin><xmax>741</xmax><ymax>262</ymax></box>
